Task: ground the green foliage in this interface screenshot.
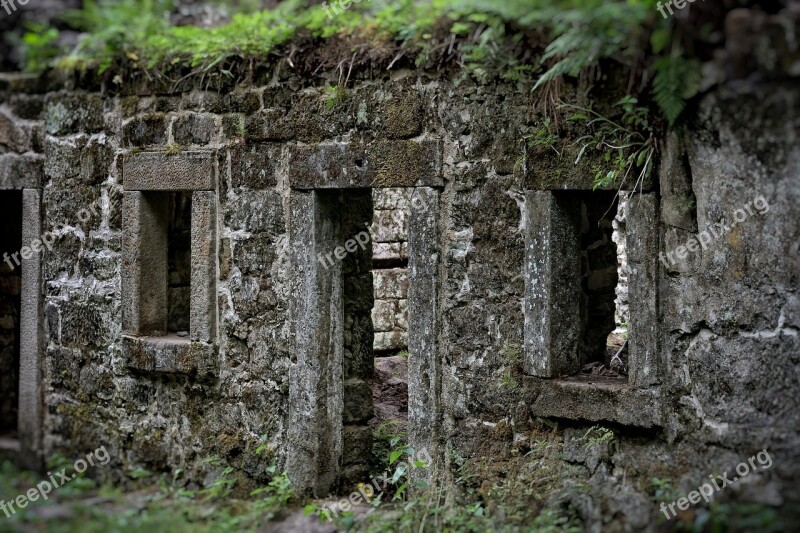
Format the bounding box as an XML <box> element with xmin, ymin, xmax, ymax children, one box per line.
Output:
<box><xmin>532</xmin><ymin>0</ymin><xmax>653</xmax><ymax>90</ymax></box>
<box><xmin>652</xmin><ymin>52</ymin><xmax>702</xmax><ymax>127</ymax></box>
<box><xmin>17</xmin><ymin>0</ymin><xmax>700</xmax><ymax>126</ymax></box>
<box><xmin>688</xmin><ymin>503</ymin><xmax>782</xmax><ymax>532</ymax></box>
<box><xmin>323</xmin><ymin>85</ymin><xmax>348</xmax><ymax>111</ymax></box>
<box><xmin>525</xmin><ymin>118</ymin><xmax>561</xmax><ymax>155</ymax></box>
<box><xmin>20</xmin><ymin>22</ymin><xmax>62</xmax><ymax>73</ymax></box>
<box><xmin>582</xmin><ymin>425</ymin><xmax>615</xmax><ymax>450</ymax></box>
<box><xmin>565</xmin><ymin>95</ymin><xmax>655</xmax><ymax>190</ymax></box>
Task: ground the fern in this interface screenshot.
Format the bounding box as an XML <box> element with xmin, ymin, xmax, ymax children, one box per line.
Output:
<box><xmin>652</xmin><ymin>54</ymin><xmax>702</xmax><ymax>127</ymax></box>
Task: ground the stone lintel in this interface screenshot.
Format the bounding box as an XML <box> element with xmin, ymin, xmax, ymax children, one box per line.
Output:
<box><xmin>123</xmin><ymin>151</ymin><xmax>216</xmax><ymax>191</ymax></box>
<box><xmin>526</xmin><ymin>378</ymin><xmax>663</xmax><ymax>428</ymax></box>
<box><xmin>288</xmin><ymin>140</ymin><xmax>443</xmax><ymax>189</ymax></box>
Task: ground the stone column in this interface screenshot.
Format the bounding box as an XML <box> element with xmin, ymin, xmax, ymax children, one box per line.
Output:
<box><xmin>407</xmin><ymin>187</ymin><xmax>441</xmax><ymax>483</ymax></box>
<box><xmin>286</xmin><ymin>190</ymin><xmax>344</xmax><ymax>496</ymax></box>
<box><xmin>18</xmin><ymin>188</ymin><xmax>42</xmax><ymax>469</ymax></box>
<box><xmin>523</xmin><ymin>191</ymin><xmax>582</xmax><ymax>378</ymax></box>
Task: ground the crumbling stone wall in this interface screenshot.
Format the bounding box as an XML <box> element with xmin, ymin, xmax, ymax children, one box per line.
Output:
<box><xmin>0</xmin><ymin>7</ymin><xmax>798</xmax><ymax>526</ymax></box>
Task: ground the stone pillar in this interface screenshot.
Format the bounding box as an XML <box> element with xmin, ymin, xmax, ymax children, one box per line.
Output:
<box><xmin>407</xmin><ymin>187</ymin><xmax>440</xmax><ymax>483</ymax></box>
<box><xmin>627</xmin><ymin>193</ymin><xmax>660</xmax><ymax>387</ymax></box>
<box><xmin>523</xmin><ymin>191</ymin><xmax>582</xmax><ymax>378</ymax></box>
<box><xmin>122</xmin><ymin>191</ymin><xmax>168</xmax><ymax>336</ymax></box>
<box><xmin>190</xmin><ymin>191</ymin><xmax>217</xmax><ymax>343</ymax></box>
<box><xmin>18</xmin><ymin>188</ymin><xmax>42</xmax><ymax>469</ymax></box>
<box><xmin>286</xmin><ymin>190</ymin><xmax>344</xmax><ymax>496</ymax></box>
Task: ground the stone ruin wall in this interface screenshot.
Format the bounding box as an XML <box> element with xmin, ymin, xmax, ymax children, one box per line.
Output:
<box><xmin>0</xmin><ymin>7</ymin><xmax>797</xmax><ymax>526</ymax></box>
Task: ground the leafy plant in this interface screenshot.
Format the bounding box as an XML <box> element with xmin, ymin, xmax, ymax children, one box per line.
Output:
<box><xmin>652</xmin><ymin>51</ymin><xmax>702</xmax><ymax>127</ymax></box>
<box><xmin>564</xmin><ymin>95</ymin><xmax>655</xmax><ymax>191</ymax></box>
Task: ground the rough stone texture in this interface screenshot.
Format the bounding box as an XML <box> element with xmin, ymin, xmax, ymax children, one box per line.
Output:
<box><xmin>288</xmin><ymin>140</ymin><xmax>443</xmax><ymax>189</ymax></box>
<box><xmin>190</xmin><ymin>191</ymin><xmax>217</xmax><ymax>343</ymax></box>
<box><xmin>122</xmin><ymin>192</ymin><xmax>168</xmax><ymax>336</ymax></box>
<box><xmin>286</xmin><ymin>190</ymin><xmax>344</xmax><ymax>496</ymax></box>
<box><xmin>523</xmin><ymin>191</ymin><xmax>582</xmax><ymax>377</ymax></box>
<box><xmin>123</xmin><ymin>151</ymin><xmax>216</xmax><ymax>191</ymax></box>
<box><xmin>407</xmin><ymin>187</ymin><xmax>441</xmax><ymax>484</ymax></box>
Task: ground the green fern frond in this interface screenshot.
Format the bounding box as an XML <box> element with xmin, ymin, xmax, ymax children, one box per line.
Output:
<box><xmin>652</xmin><ymin>55</ymin><xmax>702</xmax><ymax>127</ymax></box>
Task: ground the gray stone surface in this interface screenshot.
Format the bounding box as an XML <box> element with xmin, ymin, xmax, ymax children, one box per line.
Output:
<box><xmin>122</xmin><ymin>191</ymin><xmax>168</xmax><ymax>336</ymax></box>
<box><xmin>407</xmin><ymin>187</ymin><xmax>441</xmax><ymax>482</ymax></box>
<box><xmin>626</xmin><ymin>193</ymin><xmax>660</xmax><ymax>388</ymax></box>
<box><xmin>190</xmin><ymin>191</ymin><xmax>216</xmax><ymax>343</ymax></box>
<box><xmin>523</xmin><ymin>191</ymin><xmax>582</xmax><ymax>377</ymax></box>
<box><xmin>288</xmin><ymin>140</ymin><xmax>443</xmax><ymax>189</ymax></box>
<box><xmin>286</xmin><ymin>190</ymin><xmax>344</xmax><ymax>496</ymax></box>
<box><xmin>122</xmin><ymin>335</ymin><xmax>216</xmax><ymax>376</ymax></box>
<box><xmin>18</xmin><ymin>189</ymin><xmax>42</xmax><ymax>469</ymax></box>
<box><xmin>123</xmin><ymin>151</ymin><xmax>216</xmax><ymax>191</ymax></box>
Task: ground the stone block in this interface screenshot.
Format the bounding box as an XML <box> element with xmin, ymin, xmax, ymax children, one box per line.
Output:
<box><xmin>0</xmin><ymin>110</ymin><xmax>30</xmax><ymax>152</ymax></box>
<box><xmin>0</xmin><ymin>153</ymin><xmax>42</xmax><ymax>189</ymax></box>
<box><xmin>371</xmin><ymin>300</ymin><xmax>396</xmax><ymax>332</ymax></box>
<box><xmin>374</xmin><ymin>268</ymin><xmax>408</xmax><ymax>299</ymax></box>
<box><xmin>659</xmin><ymin>132</ymin><xmax>696</xmax><ymax>232</ymax></box>
<box><xmin>342</xmin><ymin>425</ymin><xmax>373</xmax><ymax>466</ymax></box>
<box><xmin>122</xmin><ymin>191</ymin><xmax>168</xmax><ymax>336</ymax></box>
<box><xmin>626</xmin><ymin>193</ymin><xmax>660</xmax><ymax>388</ymax></box>
<box><xmin>371</xmin><ymin>209</ymin><xmax>408</xmax><ymax>243</ymax></box>
<box><xmin>19</xmin><ymin>189</ymin><xmax>43</xmax><ymax>468</ymax></box>
<box><xmin>397</xmin><ymin>299</ymin><xmax>408</xmax><ymax>331</ymax></box>
<box><xmin>373</xmin><ymin>91</ymin><xmax>424</xmax><ymax>139</ymax></box>
<box><xmin>373</xmin><ymin>242</ymin><xmax>403</xmax><ymax>263</ymax></box>
<box><xmin>123</xmin><ymin>151</ymin><xmax>216</xmax><ymax>191</ymax></box>
<box><xmin>343</xmin><ymin>378</ymin><xmax>374</xmax><ymax>423</ymax></box>
<box><xmin>123</xmin><ymin>114</ymin><xmax>168</xmax><ymax>146</ymax></box>
<box><xmin>245</xmin><ymin>109</ymin><xmax>294</xmax><ymax>141</ymax></box>
<box><xmin>9</xmin><ymin>94</ymin><xmax>44</xmax><ymax>120</ymax></box>
<box><xmin>523</xmin><ymin>191</ymin><xmax>582</xmax><ymax>378</ymax></box>
<box><xmin>374</xmin><ymin>331</ymin><xmax>407</xmax><ymax>352</ymax></box>
<box><xmin>224</xmin><ymin>190</ymin><xmax>284</xmax><ymax>234</ymax></box>
<box><xmin>44</xmin><ymin>92</ymin><xmax>104</xmax><ymax>135</ymax></box>
<box><xmin>285</xmin><ymin>190</ymin><xmax>344</xmax><ymax>495</ymax></box>
<box><xmin>287</xmin><ymin>140</ymin><xmax>443</xmax><ymax>189</ymax></box>
<box><xmin>172</xmin><ymin>113</ymin><xmax>218</xmax><ymax>146</ymax></box>
<box><xmin>407</xmin><ymin>187</ymin><xmax>441</xmax><ymax>474</ymax></box>
<box><xmin>226</xmin><ymin>144</ymin><xmax>279</xmax><ymax>189</ymax></box>
<box><xmin>372</xmin><ymin>187</ymin><xmax>411</xmax><ymax>210</ymax></box>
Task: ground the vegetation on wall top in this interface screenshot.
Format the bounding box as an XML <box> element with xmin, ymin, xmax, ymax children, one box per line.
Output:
<box><xmin>20</xmin><ymin>0</ymin><xmax>702</xmax><ymax>126</ymax></box>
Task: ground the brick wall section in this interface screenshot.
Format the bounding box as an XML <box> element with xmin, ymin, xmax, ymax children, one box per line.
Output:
<box><xmin>371</xmin><ymin>188</ymin><xmax>410</xmax><ymax>353</ymax></box>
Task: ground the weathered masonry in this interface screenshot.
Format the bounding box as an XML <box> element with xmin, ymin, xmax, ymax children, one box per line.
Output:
<box><xmin>0</xmin><ymin>9</ymin><xmax>798</xmax><ymax>526</ymax></box>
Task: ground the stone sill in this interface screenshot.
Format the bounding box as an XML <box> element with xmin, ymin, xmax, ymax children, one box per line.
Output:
<box><xmin>525</xmin><ymin>376</ymin><xmax>662</xmax><ymax>428</ymax></box>
<box><xmin>122</xmin><ymin>334</ymin><xmax>217</xmax><ymax>377</ymax></box>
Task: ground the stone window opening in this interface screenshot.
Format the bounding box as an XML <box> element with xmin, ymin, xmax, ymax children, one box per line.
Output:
<box><xmin>0</xmin><ymin>191</ymin><xmax>22</xmax><ymax>445</ymax></box>
<box><xmin>167</xmin><ymin>192</ymin><xmax>192</xmax><ymax>336</ymax></box>
<box><xmin>579</xmin><ymin>191</ymin><xmax>629</xmax><ymax>382</ymax></box>
<box><xmin>524</xmin><ymin>189</ymin><xmax>658</xmax><ymax>388</ymax></box>
<box><xmin>367</xmin><ymin>188</ymin><xmax>410</xmax><ymax>438</ymax></box>
<box><xmin>121</xmin><ymin>151</ymin><xmax>218</xmax><ymax>376</ymax></box>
